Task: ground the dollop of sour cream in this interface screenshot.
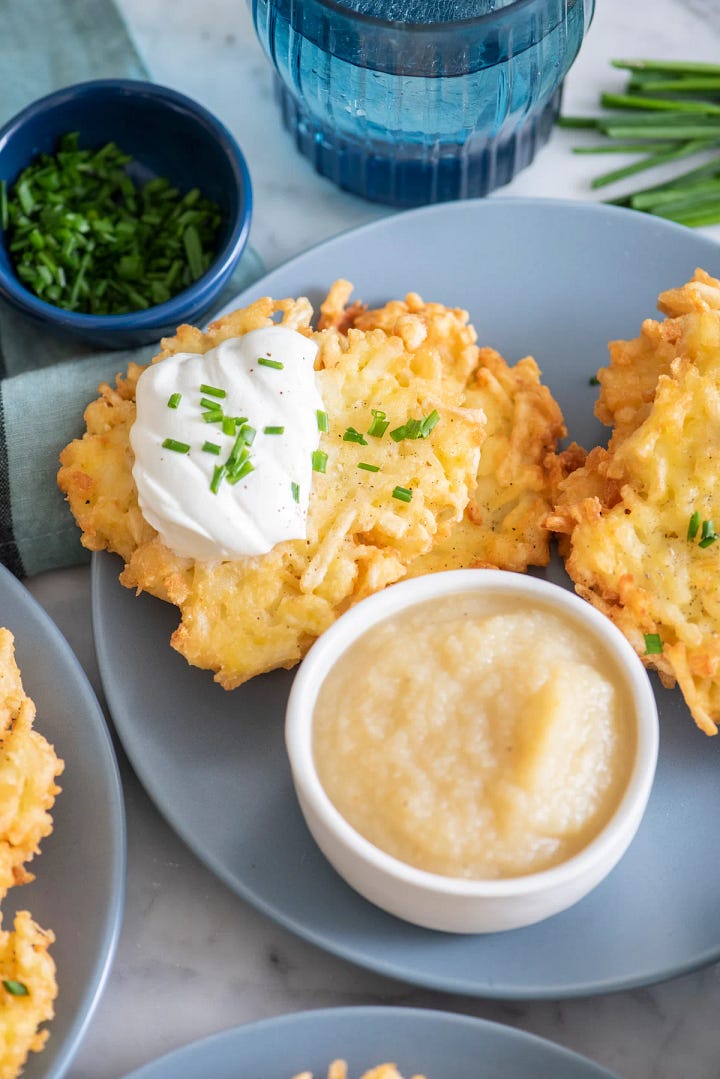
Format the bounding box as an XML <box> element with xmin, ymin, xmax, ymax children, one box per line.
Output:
<box><xmin>130</xmin><ymin>326</ymin><xmax>322</xmax><ymax>561</ymax></box>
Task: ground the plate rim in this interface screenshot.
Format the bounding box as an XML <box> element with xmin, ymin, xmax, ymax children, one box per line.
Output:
<box><xmin>119</xmin><ymin>1004</ymin><xmax>620</xmax><ymax>1079</ymax></box>
<box><xmin>93</xmin><ymin>196</ymin><xmax>720</xmax><ymax>1001</ymax></box>
<box><xmin>0</xmin><ymin>563</ymin><xmax>127</xmax><ymax>1079</ymax></box>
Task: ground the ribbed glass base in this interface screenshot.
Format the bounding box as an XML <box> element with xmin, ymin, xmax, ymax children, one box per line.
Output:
<box><xmin>276</xmin><ymin>81</ymin><xmax>563</xmax><ymax>208</ymax></box>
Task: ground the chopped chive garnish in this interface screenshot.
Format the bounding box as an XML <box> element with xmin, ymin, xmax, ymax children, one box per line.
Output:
<box><xmin>263</xmin><ymin>426</ymin><xmax>285</xmax><ymax>435</ymax></box>
<box><xmin>2</xmin><ymin>136</ymin><xmax>222</xmax><ymax>313</ymax></box>
<box><xmin>202</xmin><ymin>441</ymin><xmax>222</xmax><ymax>455</ymax></box>
<box><xmin>200</xmin><ymin>396</ymin><xmax>224</xmax><ymax>412</ymax></box>
<box><xmin>0</xmin><ymin>181</ymin><xmax>8</xmax><ymax>232</ymax></box>
<box><xmin>210</xmin><ymin>464</ymin><xmax>226</xmax><ymax>494</ymax></box>
<box><xmin>358</xmin><ymin>462</ymin><xmax>380</xmax><ymax>472</ymax></box>
<box><xmin>258</xmin><ymin>357</ymin><xmax>284</xmax><ymax>370</ymax></box>
<box><xmin>291</xmin><ymin>481</ymin><xmax>300</xmax><ymax>503</ymax></box>
<box><xmin>419</xmin><ymin>409</ymin><xmax>440</xmax><ymax>438</ymax></box>
<box><xmin>312</xmin><ymin>449</ymin><xmax>328</xmax><ymax>473</ymax></box>
<box><xmin>368</xmin><ymin>409</ymin><xmax>389</xmax><ymax>438</ymax></box>
<box><xmin>222</xmin><ymin>415</ymin><xmax>237</xmax><ymax>437</ymax></box>
<box><xmin>389</xmin><ymin>425</ymin><xmax>407</xmax><ymax>443</ymax></box>
<box><xmin>687</xmin><ymin>510</ymin><xmax>701</xmax><ymax>540</ymax></box>
<box><xmin>699</xmin><ymin>535</ymin><xmax>717</xmax><ymax>548</ymax></box>
<box><xmin>161</xmin><ymin>438</ymin><xmax>190</xmax><ymax>454</ymax></box>
<box><xmin>167</xmin><ymin>392</ymin><xmax>182</xmax><ymax>409</ymax></box>
<box><xmin>701</xmin><ymin>518</ymin><xmax>715</xmax><ymax>541</ymax></box>
<box><xmin>202</xmin><ymin>409</ymin><xmax>223</xmax><ymax>424</ymax></box>
<box><xmin>227</xmin><ymin>460</ymin><xmax>255</xmax><ymax>484</ymax></box>
<box><xmin>643</xmin><ymin>632</ymin><xmax>663</xmax><ymax>655</ymax></box>
<box><xmin>316</xmin><ymin>410</ymin><xmax>329</xmax><ymax>432</ymax></box>
<box><xmin>2</xmin><ymin>980</ymin><xmax>28</xmax><ymax>997</ymax></box>
<box><xmin>199</xmin><ymin>384</ymin><xmax>226</xmax><ymax>399</ymax></box>
<box><xmin>240</xmin><ymin>424</ymin><xmax>256</xmax><ymax>445</ymax></box>
<box><xmin>343</xmin><ymin>426</ymin><xmax>368</xmax><ymax>445</ymax></box>
<box><xmin>589</xmin><ymin>375</ymin><xmax>601</xmax><ymax>386</ymax></box>
<box><xmin>392</xmin><ymin>485</ymin><xmax>413</xmax><ymax>502</ymax></box>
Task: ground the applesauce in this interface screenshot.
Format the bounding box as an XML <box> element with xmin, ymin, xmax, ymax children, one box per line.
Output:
<box><xmin>312</xmin><ymin>592</ymin><xmax>636</xmax><ymax>880</ymax></box>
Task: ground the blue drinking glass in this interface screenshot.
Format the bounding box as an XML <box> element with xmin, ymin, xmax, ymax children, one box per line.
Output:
<box><xmin>251</xmin><ymin>0</ymin><xmax>594</xmax><ymax>207</ymax></box>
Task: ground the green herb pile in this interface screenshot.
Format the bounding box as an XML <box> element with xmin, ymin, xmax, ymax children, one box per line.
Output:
<box><xmin>0</xmin><ymin>132</ymin><xmax>223</xmax><ymax>314</ymax></box>
<box><xmin>560</xmin><ymin>59</ymin><xmax>720</xmax><ymax>226</ymax></box>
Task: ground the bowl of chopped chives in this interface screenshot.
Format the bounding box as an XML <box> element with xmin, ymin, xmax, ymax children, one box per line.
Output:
<box><xmin>0</xmin><ymin>79</ymin><xmax>252</xmax><ymax>348</ymax></box>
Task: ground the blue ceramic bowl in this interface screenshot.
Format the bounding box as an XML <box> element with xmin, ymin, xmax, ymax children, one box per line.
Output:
<box><xmin>0</xmin><ymin>79</ymin><xmax>253</xmax><ymax>349</ymax></box>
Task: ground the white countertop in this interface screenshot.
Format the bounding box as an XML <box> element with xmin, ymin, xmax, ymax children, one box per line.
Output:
<box><xmin>31</xmin><ymin>1</ymin><xmax>720</xmax><ymax>1076</ymax></box>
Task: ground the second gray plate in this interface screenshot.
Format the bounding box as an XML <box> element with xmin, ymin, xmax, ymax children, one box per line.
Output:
<box><xmin>94</xmin><ymin>198</ymin><xmax>720</xmax><ymax>999</ymax></box>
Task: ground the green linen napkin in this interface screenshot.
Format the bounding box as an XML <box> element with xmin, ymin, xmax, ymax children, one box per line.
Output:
<box><xmin>0</xmin><ymin>0</ymin><xmax>264</xmax><ymax>577</ymax></box>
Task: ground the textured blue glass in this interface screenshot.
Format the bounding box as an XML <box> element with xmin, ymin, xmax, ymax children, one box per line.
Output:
<box><xmin>252</xmin><ymin>0</ymin><xmax>594</xmax><ymax>206</ymax></box>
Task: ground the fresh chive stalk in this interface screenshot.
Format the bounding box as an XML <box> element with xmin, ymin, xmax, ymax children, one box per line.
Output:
<box><xmin>561</xmin><ymin>59</ymin><xmax>720</xmax><ymax>224</ymax></box>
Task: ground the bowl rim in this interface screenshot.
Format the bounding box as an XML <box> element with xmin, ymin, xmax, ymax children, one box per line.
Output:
<box><xmin>285</xmin><ymin>568</ymin><xmax>660</xmax><ymax>899</ymax></box>
<box><xmin>0</xmin><ymin>78</ymin><xmax>253</xmax><ymax>330</ymax></box>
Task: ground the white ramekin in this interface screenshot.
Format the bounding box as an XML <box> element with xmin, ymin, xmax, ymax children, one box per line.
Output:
<box><xmin>285</xmin><ymin>569</ymin><xmax>659</xmax><ymax>934</ymax></box>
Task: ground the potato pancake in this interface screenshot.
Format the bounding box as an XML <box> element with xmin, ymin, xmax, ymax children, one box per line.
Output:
<box><xmin>59</xmin><ymin>294</ymin><xmax>485</xmax><ymax>687</ymax></box>
<box><xmin>326</xmin><ymin>287</ymin><xmax>566</xmax><ymax>574</ymax></box>
<box><xmin>0</xmin><ymin>912</ymin><xmax>56</xmax><ymax>1079</ymax></box>
<box><xmin>0</xmin><ymin>631</ymin><xmax>63</xmax><ymax>894</ymax></box>
<box><xmin>551</xmin><ymin>269</ymin><xmax>720</xmax><ymax>735</ymax></box>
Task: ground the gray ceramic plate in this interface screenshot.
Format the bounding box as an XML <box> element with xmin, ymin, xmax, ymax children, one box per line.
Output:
<box><xmin>0</xmin><ymin>564</ymin><xmax>125</xmax><ymax>1078</ymax></box>
<box><xmin>121</xmin><ymin>1006</ymin><xmax>618</xmax><ymax>1078</ymax></box>
<box><xmin>93</xmin><ymin>198</ymin><xmax>720</xmax><ymax>999</ymax></box>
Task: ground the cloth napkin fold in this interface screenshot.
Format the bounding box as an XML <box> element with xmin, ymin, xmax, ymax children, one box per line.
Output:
<box><xmin>0</xmin><ymin>0</ymin><xmax>264</xmax><ymax>577</ymax></box>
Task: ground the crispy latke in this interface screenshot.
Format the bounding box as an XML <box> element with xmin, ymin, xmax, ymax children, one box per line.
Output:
<box><xmin>0</xmin><ymin>631</ymin><xmax>63</xmax><ymax>894</ymax></box>
<box><xmin>328</xmin><ymin>287</ymin><xmax>566</xmax><ymax>574</ymax></box>
<box><xmin>551</xmin><ymin>269</ymin><xmax>720</xmax><ymax>735</ymax></box>
<box><xmin>59</xmin><ymin>294</ymin><xmax>485</xmax><ymax>687</ymax></box>
<box><xmin>0</xmin><ymin>912</ymin><xmax>56</xmax><ymax>1079</ymax></box>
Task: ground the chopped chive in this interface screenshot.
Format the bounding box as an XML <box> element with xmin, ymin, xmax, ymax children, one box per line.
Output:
<box><xmin>403</xmin><ymin>418</ymin><xmax>423</xmax><ymax>439</ymax></box>
<box><xmin>312</xmin><ymin>449</ymin><xmax>328</xmax><ymax>473</ymax></box>
<box><xmin>161</xmin><ymin>438</ymin><xmax>190</xmax><ymax>454</ymax></box>
<box><xmin>701</xmin><ymin>518</ymin><xmax>715</xmax><ymax>541</ymax></box>
<box><xmin>200</xmin><ymin>383</ymin><xmax>226</xmax><ymax>399</ymax></box>
<box><xmin>167</xmin><ymin>392</ymin><xmax>182</xmax><ymax>409</ymax></box>
<box><xmin>643</xmin><ymin>632</ymin><xmax>663</xmax><ymax>655</ymax></box>
<box><xmin>589</xmin><ymin>375</ymin><xmax>601</xmax><ymax>386</ymax></box>
<box><xmin>263</xmin><ymin>426</ymin><xmax>285</xmax><ymax>435</ymax></box>
<box><xmin>358</xmin><ymin>462</ymin><xmax>380</xmax><ymax>472</ymax></box>
<box><xmin>227</xmin><ymin>460</ymin><xmax>255</xmax><ymax>484</ymax></box>
<box><xmin>419</xmin><ymin>409</ymin><xmax>440</xmax><ymax>437</ymax></box>
<box><xmin>291</xmin><ymin>481</ymin><xmax>300</xmax><ymax>503</ymax></box>
<box><xmin>316</xmin><ymin>409</ymin><xmax>329</xmax><ymax>432</ymax></box>
<box><xmin>202</xmin><ymin>441</ymin><xmax>222</xmax><ymax>455</ymax></box>
<box><xmin>368</xmin><ymin>409</ymin><xmax>389</xmax><ymax>438</ymax></box>
<box><xmin>202</xmin><ymin>409</ymin><xmax>223</xmax><ymax>424</ymax></box>
<box><xmin>222</xmin><ymin>415</ymin><xmax>237</xmax><ymax>437</ymax></box>
<box><xmin>258</xmin><ymin>357</ymin><xmax>284</xmax><ymax>370</ymax></box>
<box><xmin>392</xmin><ymin>485</ymin><xmax>413</xmax><ymax>503</ymax></box>
<box><xmin>239</xmin><ymin>423</ymin><xmax>256</xmax><ymax>445</ymax></box>
<box><xmin>183</xmin><ymin>223</ymin><xmax>205</xmax><ymax>280</ymax></box>
<box><xmin>687</xmin><ymin>510</ymin><xmax>701</xmax><ymax>540</ymax></box>
<box><xmin>200</xmin><ymin>396</ymin><xmax>224</xmax><ymax>411</ymax></box>
<box><xmin>389</xmin><ymin>424</ymin><xmax>407</xmax><ymax>442</ymax></box>
<box><xmin>210</xmin><ymin>464</ymin><xmax>226</xmax><ymax>494</ymax></box>
<box><xmin>699</xmin><ymin>534</ymin><xmax>717</xmax><ymax>548</ymax></box>
<box><xmin>343</xmin><ymin>426</ymin><xmax>368</xmax><ymax>445</ymax></box>
<box><xmin>2</xmin><ymin>980</ymin><xmax>28</xmax><ymax>997</ymax></box>
<box><xmin>2</xmin><ymin>137</ymin><xmax>222</xmax><ymax>314</ymax></box>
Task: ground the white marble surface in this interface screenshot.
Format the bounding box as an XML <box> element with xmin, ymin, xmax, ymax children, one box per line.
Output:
<box><xmin>26</xmin><ymin>0</ymin><xmax>720</xmax><ymax>1076</ymax></box>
